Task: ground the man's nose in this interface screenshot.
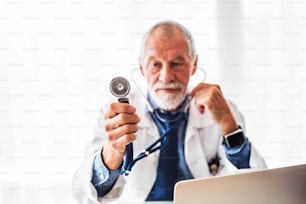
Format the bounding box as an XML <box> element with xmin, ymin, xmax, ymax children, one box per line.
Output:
<box><xmin>158</xmin><ymin>64</ymin><xmax>175</xmax><ymax>83</ymax></box>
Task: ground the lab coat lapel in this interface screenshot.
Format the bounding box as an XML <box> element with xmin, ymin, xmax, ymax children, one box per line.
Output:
<box><xmin>127</xmin><ymin>92</ymin><xmax>160</xmax><ymax>199</ymax></box>
<box><xmin>185</xmin><ymin>99</ymin><xmax>215</xmax><ymax>141</ymax></box>
<box><xmin>185</xmin><ymin>100</ymin><xmax>214</xmax><ymax>178</ymax></box>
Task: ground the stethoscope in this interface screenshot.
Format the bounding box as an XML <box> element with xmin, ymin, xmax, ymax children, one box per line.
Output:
<box><xmin>119</xmin><ymin>67</ymin><xmax>206</xmax><ymax>176</ymax></box>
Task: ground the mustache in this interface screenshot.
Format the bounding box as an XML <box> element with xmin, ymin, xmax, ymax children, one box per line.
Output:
<box><xmin>152</xmin><ymin>82</ymin><xmax>185</xmax><ymax>91</ymax></box>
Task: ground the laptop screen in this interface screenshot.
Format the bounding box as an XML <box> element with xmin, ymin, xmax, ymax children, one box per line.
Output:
<box><xmin>174</xmin><ymin>164</ymin><xmax>306</xmax><ymax>204</ymax></box>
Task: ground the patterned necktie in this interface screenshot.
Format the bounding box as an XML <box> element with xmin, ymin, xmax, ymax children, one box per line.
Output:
<box><xmin>146</xmin><ymin>110</ymin><xmax>194</xmax><ymax>201</ymax></box>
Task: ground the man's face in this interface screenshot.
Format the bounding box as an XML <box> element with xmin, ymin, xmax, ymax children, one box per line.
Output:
<box><xmin>140</xmin><ymin>29</ymin><xmax>197</xmax><ymax>111</ymax></box>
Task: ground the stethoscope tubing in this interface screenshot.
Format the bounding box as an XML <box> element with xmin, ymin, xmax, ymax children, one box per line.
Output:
<box><xmin>121</xmin><ymin>110</ymin><xmax>187</xmax><ymax>176</ymax></box>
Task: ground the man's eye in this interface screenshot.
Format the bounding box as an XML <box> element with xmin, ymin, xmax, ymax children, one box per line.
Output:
<box><xmin>171</xmin><ymin>62</ymin><xmax>183</xmax><ymax>67</ymax></box>
<box><xmin>150</xmin><ymin>62</ymin><xmax>161</xmax><ymax>68</ymax></box>
<box><xmin>148</xmin><ymin>62</ymin><xmax>161</xmax><ymax>73</ymax></box>
<box><xmin>153</xmin><ymin>62</ymin><xmax>160</xmax><ymax>67</ymax></box>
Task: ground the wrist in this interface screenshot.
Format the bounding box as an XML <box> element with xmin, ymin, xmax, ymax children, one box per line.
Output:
<box><xmin>220</xmin><ymin>119</ymin><xmax>238</xmax><ymax>135</ymax></box>
<box><xmin>102</xmin><ymin>146</ymin><xmax>124</xmax><ymax>170</ymax></box>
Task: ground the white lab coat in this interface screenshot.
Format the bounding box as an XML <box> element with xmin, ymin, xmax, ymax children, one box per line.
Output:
<box><xmin>72</xmin><ymin>89</ymin><xmax>267</xmax><ymax>204</ymax></box>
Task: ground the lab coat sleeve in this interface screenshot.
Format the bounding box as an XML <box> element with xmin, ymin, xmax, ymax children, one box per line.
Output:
<box><xmin>217</xmin><ymin>100</ymin><xmax>267</xmax><ymax>175</ymax></box>
<box><xmin>72</xmin><ymin>102</ymin><xmax>127</xmax><ymax>204</ymax></box>
<box><xmin>228</xmin><ymin>100</ymin><xmax>267</xmax><ymax>170</ymax></box>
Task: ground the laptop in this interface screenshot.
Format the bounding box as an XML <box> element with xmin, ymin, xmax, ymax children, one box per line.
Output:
<box><xmin>174</xmin><ymin>164</ymin><xmax>306</xmax><ymax>204</ymax></box>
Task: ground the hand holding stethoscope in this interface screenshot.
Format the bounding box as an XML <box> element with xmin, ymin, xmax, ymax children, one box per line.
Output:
<box><xmin>102</xmin><ymin>77</ymin><xmax>140</xmax><ymax>171</ymax></box>
<box><xmin>102</xmin><ymin>101</ymin><xmax>140</xmax><ymax>171</ymax></box>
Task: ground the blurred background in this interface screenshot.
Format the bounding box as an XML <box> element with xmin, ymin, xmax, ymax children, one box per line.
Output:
<box><xmin>0</xmin><ymin>0</ymin><xmax>305</xmax><ymax>203</ymax></box>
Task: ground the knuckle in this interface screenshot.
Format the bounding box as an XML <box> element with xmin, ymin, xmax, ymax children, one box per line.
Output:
<box><xmin>213</xmin><ymin>83</ymin><xmax>220</xmax><ymax>88</ymax></box>
<box><xmin>104</xmin><ymin>110</ymin><xmax>112</xmax><ymax>120</ymax></box>
<box><xmin>106</xmin><ymin>132</ymin><xmax>115</xmax><ymax>141</ymax></box>
<box><xmin>134</xmin><ymin>124</ymin><xmax>139</xmax><ymax>132</ymax></box>
<box><xmin>211</xmin><ymin>85</ymin><xmax>218</xmax><ymax>92</ymax></box>
<box><xmin>109</xmin><ymin>103</ymin><xmax>116</xmax><ymax>111</ymax></box>
<box><xmin>135</xmin><ymin>115</ymin><xmax>141</xmax><ymax>123</ymax></box>
<box><xmin>125</xmin><ymin>133</ymin><xmax>137</xmax><ymax>143</ymax></box>
<box><xmin>129</xmin><ymin>124</ymin><xmax>139</xmax><ymax>133</ymax></box>
<box><xmin>110</xmin><ymin>141</ymin><xmax>118</xmax><ymax>149</ymax></box>
<box><xmin>130</xmin><ymin>133</ymin><xmax>137</xmax><ymax>141</ymax></box>
<box><xmin>118</xmin><ymin>114</ymin><xmax>126</xmax><ymax>121</ymax></box>
<box><xmin>212</xmin><ymin>84</ymin><xmax>221</xmax><ymax>92</ymax></box>
<box><xmin>122</xmin><ymin>135</ymin><xmax>129</xmax><ymax>144</ymax></box>
<box><xmin>122</xmin><ymin>125</ymin><xmax>130</xmax><ymax>133</ymax></box>
<box><xmin>104</xmin><ymin>123</ymin><xmax>112</xmax><ymax>131</ymax></box>
<box><xmin>211</xmin><ymin>90</ymin><xmax>218</xmax><ymax>97</ymax></box>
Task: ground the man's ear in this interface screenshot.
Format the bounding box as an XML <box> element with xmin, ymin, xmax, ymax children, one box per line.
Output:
<box><xmin>139</xmin><ymin>58</ymin><xmax>145</xmax><ymax>76</ymax></box>
<box><xmin>191</xmin><ymin>55</ymin><xmax>198</xmax><ymax>75</ymax></box>
<box><xmin>140</xmin><ymin>65</ymin><xmax>145</xmax><ymax>76</ymax></box>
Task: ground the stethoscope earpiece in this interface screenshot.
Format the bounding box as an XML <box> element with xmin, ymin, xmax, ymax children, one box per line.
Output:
<box><xmin>191</xmin><ymin>67</ymin><xmax>207</xmax><ymax>83</ymax></box>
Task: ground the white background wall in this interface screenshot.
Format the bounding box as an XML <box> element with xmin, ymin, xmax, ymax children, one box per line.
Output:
<box><xmin>0</xmin><ymin>0</ymin><xmax>305</xmax><ymax>203</ymax></box>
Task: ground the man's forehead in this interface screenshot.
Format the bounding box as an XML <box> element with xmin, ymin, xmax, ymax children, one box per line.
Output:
<box><xmin>144</xmin><ymin>42</ymin><xmax>190</xmax><ymax>60</ymax></box>
<box><xmin>146</xmin><ymin>54</ymin><xmax>188</xmax><ymax>61</ymax></box>
<box><xmin>142</xmin><ymin>30</ymin><xmax>191</xmax><ymax>62</ymax></box>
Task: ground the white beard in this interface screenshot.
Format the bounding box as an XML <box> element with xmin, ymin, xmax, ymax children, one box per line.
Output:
<box><xmin>149</xmin><ymin>82</ymin><xmax>186</xmax><ymax>111</ymax></box>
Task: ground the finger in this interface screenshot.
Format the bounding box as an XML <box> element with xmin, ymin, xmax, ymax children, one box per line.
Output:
<box><xmin>189</xmin><ymin>83</ymin><xmax>221</xmax><ymax>97</ymax></box>
<box><xmin>193</xmin><ymin>89</ymin><xmax>221</xmax><ymax>114</ymax></box>
<box><xmin>193</xmin><ymin>91</ymin><xmax>208</xmax><ymax>114</ymax></box>
<box><xmin>189</xmin><ymin>82</ymin><xmax>209</xmax><ymax>97</ymax></box>
<box><xmin>106</xmin><ymin>123</ymin><xmax>139</xmax><ymax>141</ymax></box>
<box><xmin>193</xmin><ymin>89</ymin><xmax>221</xmax><ymax>111</ymax></box>
<box><xmin>104</xmin><ymin>113</ymin><xmax>140</xmax><ymax>131</ymax></box>
<box><xmin>107</xmin><ymin>133</ymin><xmax>137</xmax><ymax>154</ymax></box>
<box><xmin>112</xmin><ymin>133</ymin><xmax>137</xmax><ymax>149</ymax></box>
<box><xmin>104</xmin><ymin>102</ymin><xmax>136</xmax><ymax>119</ymax></box>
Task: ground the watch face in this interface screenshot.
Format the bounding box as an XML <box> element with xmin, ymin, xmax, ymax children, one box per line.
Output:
<box><xmin>224</xmin><ymin>130</ymin><xmax>245</xmax><ymax>148</ymax></box>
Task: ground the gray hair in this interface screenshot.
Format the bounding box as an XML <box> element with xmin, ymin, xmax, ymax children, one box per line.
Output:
<box><xmin>139</xmin><ymin>20</ymin><xmax>196</xmax><ymax>63</ymax></box>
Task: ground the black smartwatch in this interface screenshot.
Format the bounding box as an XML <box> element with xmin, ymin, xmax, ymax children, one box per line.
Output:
<box><xmin>223</xmin><ymin>126</ymin><xmax>245</xmax><ymax>148</ymax></box>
